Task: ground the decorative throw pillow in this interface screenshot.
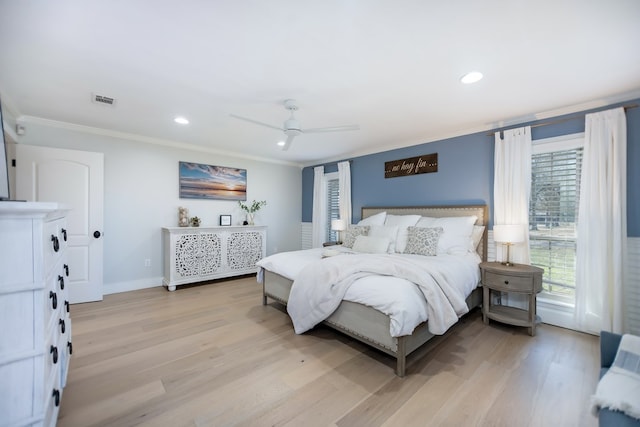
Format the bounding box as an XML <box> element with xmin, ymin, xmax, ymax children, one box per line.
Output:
<box><xmin>403</xmin><ymin>226</ymin><xmax>443</xmax><ymax>256</ymax></box>
<box><xmin>351</xmin><ymin>235</ymin><xmax>391</xmax><ymax>254</ymax></box>
<box><xmin>342</xmin><ymin>225</ymin><xmax>369</xmax><ymax>248</ymax></box>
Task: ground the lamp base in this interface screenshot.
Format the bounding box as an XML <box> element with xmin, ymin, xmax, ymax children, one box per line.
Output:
<box><xmin>500</xmin><ymin>243</ymin><xmax>515</xmax><ymax>267</ymax></box>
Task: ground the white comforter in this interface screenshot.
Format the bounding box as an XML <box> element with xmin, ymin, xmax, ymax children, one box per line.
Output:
<box><xmin>256</xmin><ymin>247</ymin><xmax>481</xmax><ymax>337</ymax></box>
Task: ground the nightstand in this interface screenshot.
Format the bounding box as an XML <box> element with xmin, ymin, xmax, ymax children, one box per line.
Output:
<box><xmin>480</xmin><ymin>261</ymin><xmax>544</xmax><ymax>336</ymax></box>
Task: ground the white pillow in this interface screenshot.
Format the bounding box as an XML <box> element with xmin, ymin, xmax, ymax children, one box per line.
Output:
<box><xmin>416</xmin><ymin>216</ymin><xmax>436</xmax><ymax>228</ymax></box>
<box><xmin>357</xmin><ymin>211</ymin><xmax>387</xmax><ymax>226</ymax></box>
<box><xmin>431</xmin><ymin>215</ymin><xmax>478</xmax><ymax>255</ymax></box>
<box><xmin>383</xmin><ymin>214</ymin><xmax>421</xmax><ymax>253</ymax></box>
<box><xmin>368</xmin><ymin>225</ymin><xmax>399</xmax><ymax>253</ymax></box>
<box><xmin>351</xmin><ymin>235</ymin><xmax>390</xmax><ymax>254</ymax></box>
<box><xmin>471</xmin><ymin>225</ymin><xmax>485</xmax><ymax>251</ymax></box>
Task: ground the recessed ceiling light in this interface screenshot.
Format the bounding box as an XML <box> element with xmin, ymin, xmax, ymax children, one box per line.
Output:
<box><xmin>277</xmin><ymin>141</ymin><xmax>286</xmax><ymax>147</ymax></box>
<box><xmin>460</xmin><ymin>71</ymin><xmax>483</xmax><ymax>84</ymax></box>
<box><xmin>174</xmin><ymin>116</ymin><xmax>189</xmax><ymax>125</ymax></box>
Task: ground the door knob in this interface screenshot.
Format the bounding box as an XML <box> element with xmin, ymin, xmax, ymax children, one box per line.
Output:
<box><xmin>93</xmin><ymin>230</ymin><xmax>102</xmax><ymax>238</ymax></box>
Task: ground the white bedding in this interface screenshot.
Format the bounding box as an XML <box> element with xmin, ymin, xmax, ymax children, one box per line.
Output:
<box><xmin>256</xmin><ymin>247</ymin><xmax>481</xmax><ymax>337</ymax></box>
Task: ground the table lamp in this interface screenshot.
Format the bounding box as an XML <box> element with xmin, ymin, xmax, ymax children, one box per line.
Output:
<box><xmin>331</xmin><ymin>219</ymin><xmax>346</xmax><ymax>244</ymax></box>
<box><xmin>493</xmin><ymin>224</ymin><xmax>524</xmax><ymax>266</ymax></box>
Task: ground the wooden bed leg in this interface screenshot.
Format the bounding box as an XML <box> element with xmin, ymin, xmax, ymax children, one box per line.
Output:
<box><xmin>262</xmin><ymin>283</ymin><xmax>267</xmax><ymax>305</ymax></box>
<box><xmin>396</xmin><ymin>337</ymin><xmax>407</xmax><ymax>377</ymax></box>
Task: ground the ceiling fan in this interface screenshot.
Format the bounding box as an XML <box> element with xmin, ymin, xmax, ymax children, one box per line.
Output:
<box><xmin>230</xmin><ymin>99</ymin><xmax>360</xmax><ymax>151</ymax></box>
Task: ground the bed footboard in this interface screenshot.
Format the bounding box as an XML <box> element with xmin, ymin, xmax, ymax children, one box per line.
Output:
<box><xmin>262</xmin><ymin>270</ymin><xmax>482</xmax><ymax>377</ymax></box>
<box><xmin>262</xmin><ymin>270</ymin><xmax>291</xmax><ymax>305</ymax></box>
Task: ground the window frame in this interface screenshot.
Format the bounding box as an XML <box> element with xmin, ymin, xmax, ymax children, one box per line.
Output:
<box><xmin>325</xmin><ymin>172</ymin><xmax>340</xmax><ymax>242</ymax></box>
<box><xmin>530</xmin><ymin>132</ymin><xmax>584</xmax><ymax>304</ymax></box>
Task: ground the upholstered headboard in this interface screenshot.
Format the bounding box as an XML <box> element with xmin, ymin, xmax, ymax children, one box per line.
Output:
<box><xmin>361</xmin><ymin>204</ymin><xmax>489</xmax><ymax>261</ymax></box>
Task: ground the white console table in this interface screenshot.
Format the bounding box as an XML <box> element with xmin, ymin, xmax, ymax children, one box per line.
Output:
<box><xmin>162</xmin><ymin>225</ymin><xmax>266</xmax><ymax>291</ymax></box>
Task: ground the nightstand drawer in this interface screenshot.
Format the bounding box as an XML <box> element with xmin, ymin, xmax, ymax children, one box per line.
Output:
<box><xmin>484</xmin><ymin>271</ymin><xmax>533</xmax><ymax>292</ymax></box>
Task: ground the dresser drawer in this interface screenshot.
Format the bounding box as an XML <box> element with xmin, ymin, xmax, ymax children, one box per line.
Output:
<box><xmin>0</xmin><ymin>290</ymin><xmax>39</xmax><ymax>354</ymax></box>
<box><xmin>484</xmin><ymin>271</ymin><xmax>534</xmax><ymax>292</ymax></box>
<box><xmin>44</xmin><ymin>361</ymin><xmax>62</xmax><ymax>427</ymax></box>
<box><xmin>0</xmin><ymin>355</ymin><xmax>42</xmax><ymax>425</ymax></box>
<box><xmin>43</xmin><ymin>217</ymin><xmax>68</xmax><ymax>274</ymax></box>
<box><xmin>44</xmin><ymin>326</ymin><xmax>60</xmax><ymax>391</ymax></box>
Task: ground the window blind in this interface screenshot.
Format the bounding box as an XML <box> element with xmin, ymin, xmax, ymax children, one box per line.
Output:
<box><xmin>529</xmin><ymin>147</ymin><xmax>583</xmax><ymax>296</ymax></box>
<box><xmin>326</xmin><ymin>177</ymin><xmax>340</xmax><ymax>242</ymax></box>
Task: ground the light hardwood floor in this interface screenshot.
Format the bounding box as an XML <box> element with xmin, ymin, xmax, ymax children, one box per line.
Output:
<box><xmin>58</xmin><ymin>276</ymin><xmax>599</xmax><ymax>427</ymax></box>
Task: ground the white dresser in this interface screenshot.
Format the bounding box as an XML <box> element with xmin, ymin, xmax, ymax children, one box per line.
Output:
<box><xmin>0</xmin><ymin>202</ymin><xmax>72</xmax><ymax>427</ymax></box>
<box><xmin>162</xmin><ymin>225</ymin><xmax>266</xmax><ymax>291</ymax></box>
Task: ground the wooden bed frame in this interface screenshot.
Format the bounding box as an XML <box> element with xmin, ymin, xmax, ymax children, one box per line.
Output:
<box><xmin>261</xmin><ymin>204</ymin><xmax>489</xmax><ymax>377</ymax></box>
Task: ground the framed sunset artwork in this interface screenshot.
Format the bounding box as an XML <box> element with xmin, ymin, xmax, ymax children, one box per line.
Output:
<box><xmin>179</xmin><ymin>161</ymin><xmax>247</xmax><ymax>201</ymax></box>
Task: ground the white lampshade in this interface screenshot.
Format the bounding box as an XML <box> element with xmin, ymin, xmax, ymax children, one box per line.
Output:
<box><xmin>493</xmin><ymin>224</ymin><xmax>524</xmax><ymax>244</ymax></box>
<box><xmin>331</xmin><ymin>219</ymin><xmax>347</xmax><ymax>231</ymax></box>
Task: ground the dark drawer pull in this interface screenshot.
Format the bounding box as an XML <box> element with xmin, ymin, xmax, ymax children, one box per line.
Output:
<box><xmin>52</xmin><ymin>389</ymin><xmax>60</xmax><ymax>407</ymax></box>
<box><xmin>504</xmin><ymin>280</ymin><xmax>509</xmax><ymax>285</ymax></box>
<box><xmin>61</xmin><ymin>228</ymin><xmax>67</xmax><ymax>241</ymax></box>
<box><xmin>49</xmin><ymin>291</ymin><xmax>58</xmax><ymax>309</ymax></box>
<box><xmin>65</xmin><ymin>300</ymin><xmax>70</xmax><ymax>313</ymax></box>
<box><xmin>58</xmin><ymin>275</ymin><xmax>65</xmax><ymax>290</ymax></box>
<box><xmin>51</xmin><ymin>235</ymin><xmax>60</xmax><ymax>252</ymax></box>
<box><xmin>64</xmin><ymin>264</ymin><xmax>69</xmax><ymax>276</ymax></box>
<box><xmin>50</xmin><ymin>345</ymin><xmax>58</xmax><ymax>364</ymax></box>
<box><xmin>59</xmin><ymin>319</ymin><xmax>66</xmax><ymax>334</ymax></box>
<box><xmin>68</xmin><ymin>341</ymin><xmax>73</xmax><ymax>355</ymax></box>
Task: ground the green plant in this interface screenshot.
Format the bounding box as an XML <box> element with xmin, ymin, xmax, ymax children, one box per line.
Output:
<box><xmin>238</xmin><ymin>200</ymin><xmax>267</xmax><ymax>214</ymax></box>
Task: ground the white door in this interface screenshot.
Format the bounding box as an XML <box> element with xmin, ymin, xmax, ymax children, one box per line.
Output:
<box><xmin>15</xmin><ymin>145</ymin><xmax>104</xmax><ymax>303</ymax></box>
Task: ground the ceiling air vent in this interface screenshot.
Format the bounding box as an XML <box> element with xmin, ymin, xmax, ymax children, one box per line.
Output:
<box><xmin>91</xmin><ymin>93</ymin><xmax>116</xmax><ymax>106</ymax></box>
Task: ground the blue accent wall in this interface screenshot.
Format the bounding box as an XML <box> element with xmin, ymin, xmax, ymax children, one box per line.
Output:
<box><xmin>302</xmin><ymin>97</ymin><xmax>640</xmax><ymax>236</ymax></box>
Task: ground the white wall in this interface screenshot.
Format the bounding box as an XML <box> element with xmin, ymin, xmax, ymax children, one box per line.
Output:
<box><xmin>14</xmin><ymin>120</ymin><xmax>302</xmax><ymax>294</ymax></box>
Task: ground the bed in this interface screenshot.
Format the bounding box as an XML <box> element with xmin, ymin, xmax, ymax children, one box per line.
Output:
<box><xmin>257</xmin><ymin>205</ymin><xmax>488</xmax><ymax>376</ymax></box>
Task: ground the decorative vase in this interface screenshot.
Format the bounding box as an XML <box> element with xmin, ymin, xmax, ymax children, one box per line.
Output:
<box><xmin>247</xmin><ymin>213</ymin><xmax>255</xmax><ymax>226</ymax></box>
<box><xmin>178</xmin><ymin>207</ymin><xmax>189</xmax><ymax>227</ymax></box>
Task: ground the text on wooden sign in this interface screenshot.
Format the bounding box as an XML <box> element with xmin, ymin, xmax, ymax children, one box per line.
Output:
<box><xmin>384</xmin><ymin>153</ymin><xmax>438</xmax><ymax>178</ymax></box>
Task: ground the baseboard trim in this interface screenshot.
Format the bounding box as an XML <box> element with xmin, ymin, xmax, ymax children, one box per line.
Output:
<box><xmin>104</xmin><ymin>277</ymin><xmax>163</xmax><ymax>295</ymax></box>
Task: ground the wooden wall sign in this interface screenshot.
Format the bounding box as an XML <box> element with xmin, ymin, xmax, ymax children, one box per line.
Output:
<box><xmin>384</xmin><ymin>153</ymin><xmax>438</xmax><ymax>178</ymax></box>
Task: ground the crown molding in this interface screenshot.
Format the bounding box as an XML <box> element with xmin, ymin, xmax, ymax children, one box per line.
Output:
<box><xmin>305</xmin><ymin>90</ymin><xmax>640</xmax><ymax>167</ymax></box>
<box><xmin>15</xmin><ymin>115</ymin><xmax>304</xmax><ymax>168</ymax></box>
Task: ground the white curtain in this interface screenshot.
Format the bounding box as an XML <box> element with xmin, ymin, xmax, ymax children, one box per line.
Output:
<box><xmin>575</xmin><ymin>107</ymin><xmax>627</xmax><ymax>334</ymax></box>
<box><xmin>311</xmin><ymin>166</ymin><xmax>326</xmax><ymax>248</ymax></box>
<box><xmin>494</xmin><ymin>126</ymin><xmax>532</xmax><ymax>264</ymax></box>
<box><xmin>338</xmin><ymin>161</ymin><xmax>352</xmax><ymax>225</ymax></box>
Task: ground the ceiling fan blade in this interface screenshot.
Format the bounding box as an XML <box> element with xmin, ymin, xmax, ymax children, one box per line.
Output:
<box><xmin>229</xmin><ymin>114</ymin><xmax>283</xmax><ymax>131</ymax></box>
<box><xmin>281</xmin><ymin>134</ymin><xmax>295</xmax><ymax>151</ymax></box>
<box><xmin>302</xmin><ymin>124</ymin><xmax>360</xmax><ymax>134</ymax></box>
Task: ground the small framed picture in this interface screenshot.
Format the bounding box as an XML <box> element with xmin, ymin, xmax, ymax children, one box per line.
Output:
<box><xmin>219</xmin><ymin>215</ymin><xmax>232</xmax><ymax>226</ymax></box>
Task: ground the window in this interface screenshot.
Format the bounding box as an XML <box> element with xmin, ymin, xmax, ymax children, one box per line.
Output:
<box><xmin>326</xmin><ymin>173</ymin><xmax>340</xmax><ymax>242</ymax></box>
<box><xmin>529</xmin><ymin>134</ymin><xmax>583</xmax><ymax>301</ymax></box>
